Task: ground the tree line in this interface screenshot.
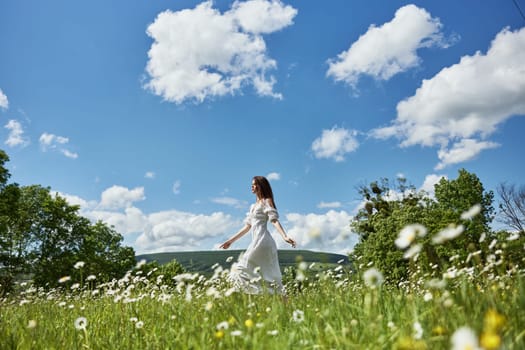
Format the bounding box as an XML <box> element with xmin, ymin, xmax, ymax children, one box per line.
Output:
<box><xmin>351</xmin><ymin>169</ymin><xmax>525</xmax><ymax>283</ymax></box>
<box><xmin>0</xmin><ymin>150</ymin><xmax>135</xmax><ymax>295</ymax></box>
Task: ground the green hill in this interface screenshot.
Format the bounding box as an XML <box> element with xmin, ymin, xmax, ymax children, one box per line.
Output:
<box><xmin>136</xmin><ymin>250</ymin><xmax>350</xmax><ymax>275</ymax></box>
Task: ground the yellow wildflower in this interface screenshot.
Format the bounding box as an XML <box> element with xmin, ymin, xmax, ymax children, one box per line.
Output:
<box><xmin>480</xmin><ymin>331</ymin><xmax>501</xmax><ymax>350</ymax></box>
<box><xmin>214</xmin><ymin>330</ymin><xmax>224</xmax><ymax>339</ymax></box>
<box><xmin>484</xmin><ymin>309</ymin><xmax>505</xmax><ymax>333</ymax></box>
<box><xmin>432</xmin><ymin>325</ymin><xmax>446</xmax><ymax>336</ymax></box>
<box><xmin>245</xmin><ymin>319</ymin><xmax>254</xmax><ymax>328</ymax></box>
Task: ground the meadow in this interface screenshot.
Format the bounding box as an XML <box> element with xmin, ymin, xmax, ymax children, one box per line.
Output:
<box><xmin>1</xmin><ymin>243</ymin><xmax>524</xmax><ymax>350</ymax></box>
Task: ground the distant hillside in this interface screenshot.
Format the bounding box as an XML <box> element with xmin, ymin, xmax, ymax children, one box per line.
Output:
<box><xmin>136</xmin><ymin>250</ymin><xmax>351</xmax><ymax>275</ymax></box>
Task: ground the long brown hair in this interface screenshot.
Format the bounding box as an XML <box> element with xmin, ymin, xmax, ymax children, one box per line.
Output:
<box><xmin>253</xmin><ymin>176</ymin><xmax>276</xmax><ymax>208</ymax></box>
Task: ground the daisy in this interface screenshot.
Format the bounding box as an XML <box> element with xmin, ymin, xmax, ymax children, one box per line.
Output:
<box><xmin>363</xmin><ymin>268</ymin><xmax>384</xmax><ymax>288</ymax></box>
<box><xmin>432</xmin><ymin>225</ymin><xmax>465</xmax><ymax>244</ymax></box>
<box><xmin>292</xmin><ymin>309</ymin><xmax>305</xmax><ymax>323</ymax></box>
<box><xmin>216</xmin><ymin>321</ymin><xmax>229</xmax><ymax>330</ymax></box>
<box><xmin>74</xmin><ymin>317</ymin><xmax>87</xmax><ymax>330</ymax></box>
<box><xmin>74</xmin><ymin>261</ymin><xmax>85</xmax><ymax>269</ymax></box>
<box><xmin>451</xmin><ymin>326</ymin><xmax>480</xmax><ymax>350</ymax></box>
<box><xmin>395</xmin><ymin>224</ymin><xmax>427</xmax><ymax>249</ymax></box>
<box><xmin>58</xmin><ymin>276</ymin><xmax>71</xmax><ymax>284</ymax></box>
<box><xmin>460</xmin><ymin>204</ymin><xmax>481</xmax><ymax>220</ymax></box>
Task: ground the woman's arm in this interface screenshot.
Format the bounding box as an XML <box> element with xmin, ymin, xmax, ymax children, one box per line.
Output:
<box><xmin>271</xmin><ymin>220</ymin><xmax>297</xmax><ymax>248</ymax></box>
<box><xmin>219</xmin><ymin>224</ymin><xmax>252</xmax><ymax>249</ymax></box>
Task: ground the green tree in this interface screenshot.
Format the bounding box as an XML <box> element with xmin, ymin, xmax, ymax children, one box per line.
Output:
<box><xmin>0</xmin><ymin>184</ymin><xmax>24</xmax><ymax>295</ymax></box>
<box><xmin>0</xmin><ymin>150</ymin><xmax>136</xmax><ymax>291</ymax></box>
<box><xmin>351</xmin><ymin>170</ymin><xmax>495</xmax><ymax>284</ymax></box>
<box><xmin>75</xmin><ymin>220</ymin><xmax>136</xmax><ymax>283</ymax></box>
<box><xmin>431</xmin><ymin>169</ymin><xmax>494</xmax><ymax>263</ymax></box>
<box><xmin>26</xmin><ymin>188</ymin><xmax>136</xmax><ymax>288</ymax></box>
<box><xmin>351</xmin><ymin>177</ymin><xmax>434</xmax><ymax>282</ymax></box>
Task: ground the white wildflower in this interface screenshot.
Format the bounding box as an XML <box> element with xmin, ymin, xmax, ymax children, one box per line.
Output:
<box><xmin>58</xmin><ymin>276</ymin><xmax>71</xmax><ymax>284</ymax></box>
<box><xmin>460</xmin><ymin>204</ymin><xmax>481</xmax><ymax>220</ymax></box>
<box><xmin>135</xmin><ymin>321</ymin><xmax>144</xmax><ymax>329</ymax></box>
<box><xmin>216</xmin><ymin>321</ymin><xmax>229</xmax><ymax>330</ymax></box>
<box><xmin>135</xmin><ymin>259</ymin><xmax>147</xmax><ymax>269</ymax></box>
<box><xmin>74</xmin><ymin>317</ymin><xmax>87</xmax><ymax>330</ymax></box>
<box><xmin>204</xmin><ymin>301</ymin><xmax>213</xmax><ymax>311</ymax></box>
<box><xmin>267</xmin><ymin>330</ymin><xmax>278</xmax><ymax>336</ymax></box>
<box><xmin>74</xmin><ymin>261</ymin><xmax>85</xmax><ymax>269</ymax></box>
<box><xmin>231</xmin><ymin>330</ymin><xmax>243</xmax><ymax>337</ymax></box>
<box><xmin>395</xmin><ymin>224</ymin><xmax>427</xmax><ymax>249</ymax></box>
<box><xmin>451</xmin><ymin>326</ymin><xmax>480</xmax><ymax>350</ymax></box>
<box><xmin>403</xmin><ymin>244</ymin><xmax>422</xmax><ymax>259</ymax></box>
<box><xmin>292</xmin><ymin>309</ymin><xmax>305</xmax><ymax>323</ymax></box>
<box><xmin>432</xmin><ymin>225</ymin><xmax>465</xmax><ymax>244</ymax></box>
<box><xmin>363</xmin><ymin>268</ymin><xmax>383</xmax><ymax>288</ymax></box>
<box><xmin>413</xmin><ymin>321</ymin><xmax>423</xmax><ymax>339</ymax></box>
<box><xmin>479</xmin><ymin>232</ymin><xmax>486</xmax><ymax>243</ymax></box>
<box><xmin>295</xmin><ymin>270</ymin><xmax>306</xmax><ymax>282</ymax></box>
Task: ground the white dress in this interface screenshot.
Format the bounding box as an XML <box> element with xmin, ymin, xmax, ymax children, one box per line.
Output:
<box><xmin>228</xmin><ymin>199</ymin><xmax>284</xmax><ymax>294</ymax></box>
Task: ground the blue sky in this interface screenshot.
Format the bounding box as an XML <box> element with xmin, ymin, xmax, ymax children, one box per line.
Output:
<box><xmin>1</xmin><ymin>0</ymin><xmax>524</xmax><ymax>255</ymax></box>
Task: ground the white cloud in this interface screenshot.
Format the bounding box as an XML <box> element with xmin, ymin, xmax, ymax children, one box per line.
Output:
<box><xmin>435</xmin><ymin>139</ymin><xmax>499</xmax><ymax>170</ymax></box>
<box><xmin>327</xmin><ymin>4</ymin><xmax>452</xmax><ymax>89</ymax></box>
<box><xmin>90</xmin><ymin>207</ymin><xmax>148</xmax><ymax>236</ymax></box>
<box><xmin>230</xmin><ymin>0</ymin><xmax>297</xmax><ymax>34</ymax></box>
<box><xmin>99</xmin><ymin>185</ymin><xmax>146</xmax><ymax>210</ymax></box>
<box><xmin>172</xmin><ymin>180</ymin><xmax>181</xmax><ymax>195</ymax></box>
<box><xmin>266</xmin><ymin>172</ymin><xmax>280</xmax><ymax>181</ymax></box>
<box><xmin>372</xmin><ymin>26</ymin><xmax>525</xmax><ymax>169</ymax></box>
<box><xmin>56</xmin><ymin>187</ymin><xmax>240</xmax><ymax>253</ymax></box>
<box><xmin>40</xmin><ymin>133</ymin><xmax>68</xmax><ymax>148</ymax></box>
<box><xmin>420</xmin><ymin>174</ymin><xmax>447</xmax><ymax>197</ymax></box>
<box><xmin>144</xmin><ymin>0</ymin><xmax>297</xmax><ymax>104</ymax></box>
<box><xmin>211</xmin><ymin>196</ymin><xmax>248</xmax><ymax>209</ymax></box>
<box><xmin>136</xmin><ymin>210</ymin><xmax>239</xmax><ymax>253</ymax></box>
<box><xmin>0</xmin><ymin>89</ymin><xmax>8</xmax><ymax>109</ymax></box>
<box><xmin>317</xmin><ymin>201</ymin><xmax>342</xmax><ymax>209</ymax></box>
<box><xmin>61</xmin><ymin>149</ymin><xmax>78</xmax><ymax>159</ymax></box>
<box><xmin>4</xmin><ymin>120</ymin><xmax>29</xmax><ymax>147</ymax></box>
<box><xmin>39</xmin><ymin>132</ymin><xmax>77</xmax><ymax>159</ymax></box>
<box><xmin>145</xmin><ymin>171</ymin><xmax>155</xmax><ymax>179</ymax></box>
<box><xmin>311</xmin><ymin>126</ymin><xmax>359</xmax><ymax>162</ymax></box>
<box><xmin>284</xmin><ymin>210</ymin><xmax>358</xmax><ymax>254</ymax></box>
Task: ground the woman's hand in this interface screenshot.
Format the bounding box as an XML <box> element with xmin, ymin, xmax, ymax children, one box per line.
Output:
<box><xmin>284</xmin><ymin>236</ymin><xmax>296</xmax><ymax>248</ymax></box>
<box><xmin>219</xmin><ymin>240</ymin><xmax>232</xmax><ymax>249</ymax></box>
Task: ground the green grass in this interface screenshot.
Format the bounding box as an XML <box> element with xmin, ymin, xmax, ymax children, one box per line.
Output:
<box><xmin>1</xmin><ymin>255</ymin><xmax>524</xmax><ymax>349</ymax></box>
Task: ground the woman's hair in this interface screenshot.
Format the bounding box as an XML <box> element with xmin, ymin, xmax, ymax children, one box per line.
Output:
<box><xmin>253</xmin><ymin>176</ymin><xmax>276</xmax><ymax>208</ymax></box>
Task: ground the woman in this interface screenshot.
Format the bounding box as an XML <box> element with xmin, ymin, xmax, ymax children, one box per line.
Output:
<box><xmin>219</xmin><ymin>176</ymin><xmax>296</xmax><ymax>294</ymax></box>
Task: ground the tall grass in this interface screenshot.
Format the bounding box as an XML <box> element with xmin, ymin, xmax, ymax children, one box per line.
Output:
<box><xmin>2</xmin><ymin>203</ymin><xmax>525</xmax><ymax>350</ymax></box>
<box><xmin>1</xmin><ymin>247</ymin><xmax>524</xmax><ymax>350</ymax></box>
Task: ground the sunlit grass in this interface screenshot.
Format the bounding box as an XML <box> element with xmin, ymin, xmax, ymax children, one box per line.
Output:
<box><xmin>1</xmin><ymin>251</ymin><xmax>524</xmax><ymax>350</ymax></box>
<box><xmin>2</xmin><ymin>207</ymin><xmax>525</xmax><ymax>349</ymax></box>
